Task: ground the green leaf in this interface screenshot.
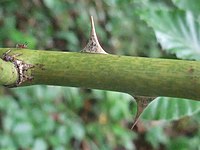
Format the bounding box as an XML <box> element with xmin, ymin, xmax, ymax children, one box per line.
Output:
<box><xmin>13</xmin><ymin>122</ymin><xmax>33</xmax><ymax>148</ymax></box>
<box><xmin>0</xmin><ymin>134</ymin><xmax>15</xmax><ymax>149</ymax></box>
<box><xmin>141</xmin><ymin>10</ymin><xmax>200</xmax><ymax>60</ymax></box>
<box><xmin>13</xmin><ymin>85</ymin><xmax>62</xmax><ymax>102</ymax></box>
<box><xmin>104</xmin><ymin>91</ymin><xmax>134</xmax><ymax>120</ymax></box>
<box><xmin>142</xmin><ymin>97</ymin><xmax>200</xmax><ymax>121</ymax></box>
<box><xmin>33</xmin><ymin>138</ymin><xmax>47</xmax><ymax>150</ymax></box>
<box><xmin>56</xmin><ymin>125</ymin><xmax>70</xmax><ymax>145</ymax></box>
<box><xmin>146</xmin><ymin>126</ymin><xmax>168</xmax><ymax>149</ymax></box>
<box><xmin>167</xmin><ymin>136</ymin><xmax>199</xmax><ymax>150</ymax></box>
<box><xmin>172</xmin><ymin>0</ymin><xmax>200</xmax><ymax>14</ymax></box>
<box><xmin>43</xmin><ymin>0</ymin><xmax>64</xmax><ymax>14</ymax></box>
<box><xmin>69</xmin><ymin>121</ymin><xmax>85</xmax><ymax>140</ymax></box>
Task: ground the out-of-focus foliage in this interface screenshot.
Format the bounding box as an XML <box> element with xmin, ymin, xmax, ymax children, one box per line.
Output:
<box><xmin>0</xmin><ymin>0</ymin><xmax>160</xmax><ymax>57</ymax></box>
<box><xmin>140</xmin><ymin>0</ymin><xmax>200</xmax><ymax>60</ymax></box>
<box><xmin>0</xmin><ymin>0</ymin><xmax>200</xmax><ymax>150</ymax></box>
<box><xmin>0</xmin><ymin>87</ymin><xmax>136</xmax><ymax>150</ymax></box>
<box><xmin>141</xmin><ymin>10</ymin><xmax>200</xmax><ymax>60</ymax></box>
<box><xmin>172</xmin><ymin>0</ymin><xmax>200</xmax><ymax>14</ymax></box>
<box><xmin>135</xmin><ymin>2</ymin><xmax>200</xmax><ymax>143</ymax></box>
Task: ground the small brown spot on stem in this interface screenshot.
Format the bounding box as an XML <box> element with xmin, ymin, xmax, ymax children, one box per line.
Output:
<box><xmin>36</xmin><ymin>63</ymin><xmax>45</xmax><ymax>70</ymax></box>
<box><xmin>188</xmin><ymin>67</ymin><xmax>194</xmax><ymax>73</ymax></box>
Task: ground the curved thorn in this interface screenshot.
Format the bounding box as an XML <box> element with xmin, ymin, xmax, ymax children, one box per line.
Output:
<box><xmin>81</xmin><ymin>16</ymin><xmax>108</xmax><ymax>54</ymax></box>
<box><xmin>131</xmin><ymin>100</ymin><xmax>145</xmax><ymax>130</ymax></box>
<box><xmin>131</xmin><ymin>96</ymin><xmax>156</xmax><ymax>130</ymax></box>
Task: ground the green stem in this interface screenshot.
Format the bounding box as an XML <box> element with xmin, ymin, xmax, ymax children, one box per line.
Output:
<box><xmin>0</xmin><ymin>48</ymin><xmax>200</xmax><ymax>100</ymax></box>
<box><xmin>0</xmin><ymin>57</ymin><xmax>18</xmax><ymax>86</ymax></box>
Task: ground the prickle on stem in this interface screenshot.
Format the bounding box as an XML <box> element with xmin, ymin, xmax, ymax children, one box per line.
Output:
<box><xmin>130</xmin><ymin>96</ymin><xmax>155</xmax><ymax>130</ymax></box>
<box><xmin>16</xmin><ymin>42</ymin><xmax>28</xmax><ymax>49</ymax></box>
<box><xmin>81</xmin><ymin>16</ymin><xmax>108</xmax><ymax>54</ymax></box>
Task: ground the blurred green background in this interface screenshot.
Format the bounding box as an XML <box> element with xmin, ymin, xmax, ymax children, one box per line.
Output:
<box><xmin>0</xmin><ymin>0</ymin><xmax>200</xmax><ymax>150</ymax></box>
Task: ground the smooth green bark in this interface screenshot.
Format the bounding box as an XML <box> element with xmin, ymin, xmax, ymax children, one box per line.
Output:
<box><xmin>0</xmin><ymin>48</ymin><xmax>200</xmax><ymax>100</ymax></box>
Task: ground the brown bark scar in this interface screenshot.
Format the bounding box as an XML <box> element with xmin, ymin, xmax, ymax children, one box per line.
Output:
<box><xmin>2</xmin><ymin>49</ymin><xmax>34</xmax><ymax>87</ymax></box>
